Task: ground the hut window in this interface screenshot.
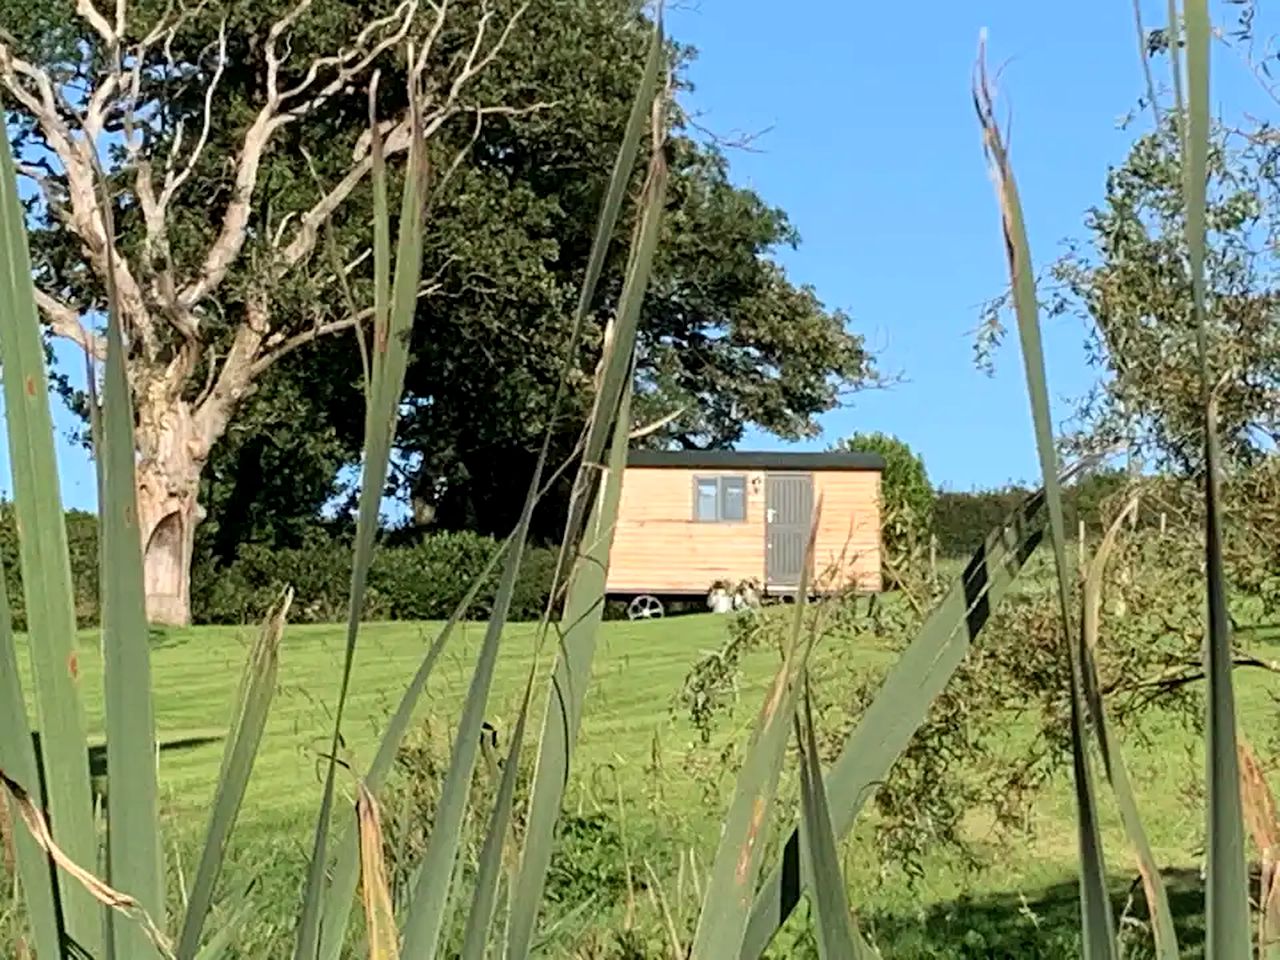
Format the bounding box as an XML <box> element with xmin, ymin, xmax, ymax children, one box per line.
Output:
<box><xmin>693</xmin><ymin>475</ymin><xmax>747</xmax><ymax>522</ymax></box>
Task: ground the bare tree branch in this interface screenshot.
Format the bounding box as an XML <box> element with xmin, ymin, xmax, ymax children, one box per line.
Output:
<box><xmin>177</xmin><ymin>0</ymin><xmax>420</xmax><ymax>310</ymax></box>
<box><xmin>33</xmin><ymin>290</ymin><xmax>106</xmax><ymax>359</ymax></box>
<box><xmin>76</xmin><ymin>0</ymin><xmax>116</xmax><ymax>47</ymax></box>
<box><xmin>247</xmin><ymin>281</ymin><xmax>441</xmax><ymax>377</ymax></box>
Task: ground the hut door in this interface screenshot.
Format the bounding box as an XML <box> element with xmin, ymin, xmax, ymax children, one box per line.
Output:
<box><xmin>765</xmin><ymin>473</ymin><xmax>814</xmax><ymax>589</ymax></box>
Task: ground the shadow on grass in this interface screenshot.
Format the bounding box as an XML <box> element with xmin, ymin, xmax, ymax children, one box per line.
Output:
<box><xmin>865</xmin><ymin>868</ymin><xmax>1208</xmax><ymax>959</ymax></box>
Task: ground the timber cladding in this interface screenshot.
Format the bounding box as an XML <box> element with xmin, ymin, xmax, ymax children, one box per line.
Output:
<box><xmin>606</xmin><ymin>450</ymin><xmax>884</xmax><ymax>599</ymax></box>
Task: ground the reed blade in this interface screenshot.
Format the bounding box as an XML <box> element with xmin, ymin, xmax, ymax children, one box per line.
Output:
<box><xmin>190</xmin><ymin>881</ymin><xmax>257</xmax><ymax>960</ymax></box>
<box><xmin>293</xmin><ymin>73</ymin><xmax>430</xmax><ymax>960</ymax></box>
<box><xmin>356</xmin><ymin>785</ymin><xmax>399</xmax><ymax>960</ymax></box>
<box><xmin>0</xmin><ymin>562</ymin><xmax>61</xmax><ymax>958</ymax></box>
<box><xmin>398</xmin><ymin>458</ymin><xmax>546</xmax><ymax>958</ymax></box>
<box><xmin>690</xmin><ymin>512</ymin><xmax>819</xmax><ymax>960</ymax></box>
<box><xmin>1081</xmin><ymin>503</ymin><xmax>1178</xmax><ymax>959</ymax></box>
<box><xmin>0</xmin><ymin>96</ymin><xmax>101</xmax><ymax>956</ymax></box>
<box><xmin>503</xmin><ymin>372</ymin><xmax>637</xmax><ymax>960</ymax></box>
<box><xmin>505</xmin><ymin>40</ymin><xmax>668</xmax><ymax>952</ymax></box>
<box><xmin>794</xmin><ymin>681</ymin><xmax>879</xmax><ymax>960</ymax></box>
<box><xmin>178</xmin><ymin>592</ymin><xmax>290</xmax><ymax>959</ymax></box>
<box><xmin>459</xmin><ymin>675</ymin><xmax>532</xmax><ymax>960</ymax></box>
<box><xmin>741</xmin><ymin>475</ymin><xmax>1057</xmax><ymax>959</ymax></box>
<box><xmin>1180</xmin><ymin>2</ymin><xmax>1251</xmax><ymax>952</ymax></box>
<box><xmin>315</xmin><ymin>463</ymin><xmax>582</xmax><ymax>960</ymax></box>
<box><xmin>99</xmin><ymin>192</ymin><xmax>164</xmax><ymax>960</ymax></box>
<box><xmin>974</xmin><ymin>40</ymin><xmax>1116</xmax><ymax>959</ymax></box>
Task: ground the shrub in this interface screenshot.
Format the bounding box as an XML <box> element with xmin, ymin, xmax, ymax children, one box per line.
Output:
<box><xmin>0</xmin><ymin>501</ymin><xmax>99</xmax><ymax>628</ymax></box>
<box><xmin>370</xmin><ymin>530</ymin><xmax>503</xmax><ymax>621</ymax></box>
<box><xmin>191</xmin><ymin>530</ymin><xmax>558</xmax><ymax>625</ymax></box>
<box><xmin>835</xmin><ymin>432</ymin><xmax>934</xmax><ymax>581</ymax></box>
<box><xmin>192</xmin><ymin>534</ymin><xmax>362</xmax><ymax>625</ymax></box>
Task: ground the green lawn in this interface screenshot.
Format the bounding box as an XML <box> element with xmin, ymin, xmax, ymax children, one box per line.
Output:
<box><xmin>9</xmin><ymin>610</ymin><xmax>1280</xmax><ymax>956</ymax></box>
<box><xmin>54</xmin><ymin>616</ymin><xmax>750</xmax><ymax>831</ymax></box>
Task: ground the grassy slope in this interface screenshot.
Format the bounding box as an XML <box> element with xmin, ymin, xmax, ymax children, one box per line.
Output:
<box><xmin>8</xmin><ymin>610</ymin><xmax>1280</xmax><ymax>956</ymax></box>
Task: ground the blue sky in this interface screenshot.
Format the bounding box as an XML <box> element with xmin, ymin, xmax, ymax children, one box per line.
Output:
<box><xmin>8</xmin><ymin>0</ymin><xmax>1274</xmax><ymax>512</ymax></box>
<box><xmin>666</xmin><ymin>0</ymin><xmax>1270</xmax><ymax>490</ymax></box>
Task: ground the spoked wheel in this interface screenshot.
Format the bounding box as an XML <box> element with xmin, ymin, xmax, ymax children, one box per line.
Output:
<box><xmin>627</xmin><ymin>595</ymin><xmax>665</xmax><ymax>620</ymax></box>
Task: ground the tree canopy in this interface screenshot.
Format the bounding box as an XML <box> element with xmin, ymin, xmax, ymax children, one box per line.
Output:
<box><xmin>1049</xmin><ymin>116</ymin><xmax>1280</xmax><ymax>471</ymax></box>
<box><xmin>191</xmin><ymin>1</ymin><xmax>876</xmax><ymax>551</ymax></box>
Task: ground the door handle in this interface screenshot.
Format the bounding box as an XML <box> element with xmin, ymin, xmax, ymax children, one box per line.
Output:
<box><xmin>766</xmin><ymin>508</ymin><xmax>777</xmax><ymax>523</ymax></box>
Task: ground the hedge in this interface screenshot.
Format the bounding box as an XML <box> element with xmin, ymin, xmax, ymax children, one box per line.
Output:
<box><xmin>0</xmin><ymin>504</ymin><xmax>556</xmax><ymax>627</ymax></box>
<box><xmin>192</xmin><ymin>530</ymin><xmax>559</xmax><ymax>625</ymax></box>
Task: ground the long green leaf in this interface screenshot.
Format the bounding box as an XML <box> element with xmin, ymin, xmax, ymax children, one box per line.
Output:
<box><xmin>795</xmin><ymin>680</ymin><xmax>878</xmax><ymax>960</ymax></box>
<box><xmin>314</xmin><ymin>543</ymin><xmax>508</xmax><ymax>960</ymax></box>
<box><xmin>568</xmin><ymin>20</ymin><xmax>664</xmax><ymax>360</ymax></box>
<box><xmin>1181</xmin><ymin>2</ymin><xmax>1251</xmax><ymax>952</ymax></box>
<box><xmin>741</xmin><ymin>475</ymin><xmax>1056</xmax><ymax>959</ymax></box>
<box><xmin>459</xmin><ymin>673</ymin><xmax>533</xmax><ymax>960</ymax></box>
<box><xmin>191</xmin><ymin>881</ymin><xmax>258</xmax><ymax>960</ymax></box>
<box><xmin>0</xmin><ymin>561</ymin><xmax>61</xmax><ymax>958</ymax></box>
<box><xmin>504</xmin><ymin>366</ymin><xmax>638</xmax><ymax>960</ymax></box>
<box><xmin>506</xmin><ymin>62</ymin><xmax>668</xmax><ymax>960</ymax></box>
<box><xmin>689</xmin><ymin>513</ymin><xmax>819</xmax><ymax>960</ymax></box>
<box><xmin>398</xmin><ymin>27</ymin><xmax>667</xmax><ymax>960</ymax></box>
<box><xmin>0</xmin><ymin>97</ymin><xmax>101</xmax><ymax>956</ymax></box>
<box><xmin>315</xmin><ymin>459</ymin><xmax>583</xmax><ymax>960</ymax></box>
<box><xmin>552</xmin><ymin>20</ymin><xmax>664</xmax><ymax>549</ymax></box>
<box><xmin>1081</xmin><ymin>503</ymin><xmax>1178</xmax><ymax>959</ymax></box>
<box><xmin>974</xmin><ymin>44</ymin><xmax>1116</xmax><ymax>959</ymax></box>
<box><xmin>98</xmin><ymin>174</ymin><xmax>164</xmax><ymax>960</ymax></box>
<box><xmin>178</xmin><ymin>591</ymin><xmax>290</xmax><ymax>959</ymax></box>
<box><xmin>398</xmin><ymin>466</ymin><xmax>543</xmax><ymax>958</ymax></box>
<box><xmin>293</xmin><ymin>77</ymin><xmax>430</xmax><ymax>960</ymax></box>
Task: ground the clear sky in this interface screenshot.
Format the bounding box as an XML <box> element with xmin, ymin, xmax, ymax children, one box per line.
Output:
<box><xmin>6</xmin><ymin>0</ymin><xmax>1273</xmax><ymax>512</ymax></box>
<box><xmin>665</xmin><ymin>0</ymin><xmax>1269</xmax><ymax>490</ymax></box>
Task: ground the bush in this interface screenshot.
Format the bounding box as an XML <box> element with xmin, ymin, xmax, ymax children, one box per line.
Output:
<box><xmin>0</xmin><ymin>502</ymin><xmax>99</xmax><ymax>629</ymax></box>
<box><xmin>932</xmin><ymin>487</ymin><xmax>1027</xmax><ymax>557</ymax></box>
<box><xmin>932</xmin><ymin>469</ymin><xmax>1136</xmax><ymax>557</ymax></box>
<box><xmin>835</xmin><ymin>432</ymin><xmax>934</xmax><ymax>579</ymax></box>
<box><xmin>191</xmin><ymin>530</ymin><xmax>558</xmax><ymax>625</ymax></box>
<box><xmin>192</xmin><ymin>534</ymin><xmax>361</xmax><ymax>625</ymax></box>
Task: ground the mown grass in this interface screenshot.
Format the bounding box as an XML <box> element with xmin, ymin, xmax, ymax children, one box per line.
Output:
<box><xmin>7</xmin><ymin>601</ymin><xmax>1280</xmax><ymax>956</ymax></box>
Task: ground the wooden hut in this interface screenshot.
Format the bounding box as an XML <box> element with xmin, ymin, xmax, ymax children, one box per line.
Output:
<box><xmin>606</xmin><ymin>450</ymin><xmax>884</xmax><ymax>618</ymax></box>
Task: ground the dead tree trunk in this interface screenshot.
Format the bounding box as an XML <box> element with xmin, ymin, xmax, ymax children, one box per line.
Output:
<box><xmin>0</xmin><ymin>0</ymin><xmax>535</xmax><ymax>624</ymax></box>
<box><xmin>135</xmin><ymin>400</ymin><xmax>207</xmax><ymax>626</ymax></box>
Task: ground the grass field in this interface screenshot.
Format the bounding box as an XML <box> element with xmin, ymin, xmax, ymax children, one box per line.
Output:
<box><xmin>8</xmin><ymin>607</ymin><xmax>1280</xmax><ymax>956</ymax></box>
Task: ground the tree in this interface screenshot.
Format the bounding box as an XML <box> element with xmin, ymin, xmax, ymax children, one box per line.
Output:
<box><xmin>1048</xmin><ymin>115</ymin><xmax>1280</xmax><ymax>471</ymax></box>
<box><xmin>395</xmin><ymin>125</ymin><xmax>875</xmax><ymax>540</ymax></box>
<box><xmin>197</xmin><ymin>9</ymin><xmax>876</xmax><ymax>548</ymax></box>
<box><xmin>1</xmin><ymin>0</ymin><xmax>541</xmax><ymax>622</ymax></box>
<box><xmin>833</xmin><ymin>431</ymin><xmax>932</xmax><ymax>569</ymax></box>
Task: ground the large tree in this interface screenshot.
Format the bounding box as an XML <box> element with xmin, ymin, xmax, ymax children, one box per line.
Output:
<box><xmin>194</xmin><ymin>10</ymin><xmax>875</xmax><ymax>550</ymax></box>
<box><xmin>393</xmin><ymin>125</ymin><xmax>874</xmax><ymax>539</ymax></box>
<box><xmin>1</xmin><ymin>0</ymin><xmax>548</xmax><ymax>623</ymax></box>
<box><xmin>8</xmin><ymin>0</ymin><xmax>875</xmax><ymax>616</ymax></box>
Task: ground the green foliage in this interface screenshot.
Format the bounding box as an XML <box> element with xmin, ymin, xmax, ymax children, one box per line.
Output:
<box><xmin>835</xmin><ymin>432</ymin><xmax>933</xmax><ymax>567</ymax></box>
<box><xmin>1049</xmin><ymin>112</ymin><xmax>1280</xmax><ymax>471</ymax></box>
<box><xmin>191</xmin><ymin>530</ymin><xmax>557</xmax><ymax>625</ymax></box>
<box><xmin>932</xmin><ymin>469</ymin><xmax>1132</xmax><ymax>556</ymax></box>
<box><xmin>0</xmin><ymin>503</ymin><xmax>98</xmax><ymax>629</ymax></box>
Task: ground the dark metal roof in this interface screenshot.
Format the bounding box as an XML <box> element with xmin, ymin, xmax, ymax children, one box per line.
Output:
<box><xmin>626</xmin><ymin>449</ymin><xmax>885</xmax><ymax>471</ymax></box>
